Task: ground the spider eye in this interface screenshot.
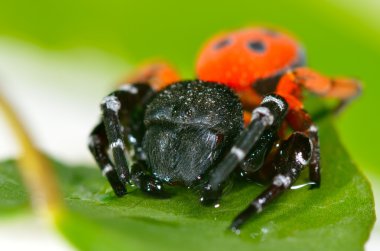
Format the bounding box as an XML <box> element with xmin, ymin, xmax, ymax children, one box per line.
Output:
<box><xmin>248</xmin><ymin>40</ymin><xmax>266</xmax><ymax>53</ymax></box>
<box><xmin>214</xmin><ymin>38</ymin><xmax>231</xmax><ymax>50</ymax></box>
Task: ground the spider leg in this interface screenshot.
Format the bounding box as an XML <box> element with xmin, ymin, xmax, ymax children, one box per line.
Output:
<box><xmin>321</xmin><ymin>77</ymin><xmax>362</xmax><ymax>115</ymax></box>
<box><xmin>229</xmin><ymin>132</ymin><xmax>313</xmax><ymax>232</ymax></box>
<box><xmin>89</xmin><ymin>83</ymin><xmax>156</xmax><ymax>196</ymax></box>
<box><xmin>277</xmin><ymin>67</ymin><xmax>361</xmax><ymax>115</ymax></box>
<box><xmin>286</xmin><ymin>106</ymin><xmax>320</xmax><ymax>188</ymax></box>
<box><xmin>88</xmin><ymin>123</ymin><xmax>126</xmax><ymax>196</ymax></box>
<box><xmin>239</xmin><ymin>128</ymin><xmax>279</xmax><ymax>178</ymax></box>
<box><xmin>100</xmin><ymin>93</ymin><xmax>130</xmax><ymax>184</ymax></box>
<box><xmin>200</xmin><ymin>94</ymin><xmax>289</xmax><ymax>205</ymax></box>
<box><xmin>276</xmin><ymin>71</ymin><xmax>327</xmax><ymax>188</ymax></box>
<box><xmin>131</xmin><ymin>160</ymin><xmax>168</xmax><ymax>198</ymax></box>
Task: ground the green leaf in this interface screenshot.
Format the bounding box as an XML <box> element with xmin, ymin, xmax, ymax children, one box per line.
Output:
<box><xmin>0</xmin><ymin>160</ymin><xmax>30</xmax><ymax>216</ymax></box>
<box><xmin>0</xmin><ymin>117</ymin><xmax>375</xmax><ymax>251</ymax></box>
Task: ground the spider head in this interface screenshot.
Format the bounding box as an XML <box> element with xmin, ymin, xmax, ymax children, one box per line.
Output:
<box><xmin>143</xmin><ymin>80</ymin><xmax>243</xmax><ymax>186</ymax></box>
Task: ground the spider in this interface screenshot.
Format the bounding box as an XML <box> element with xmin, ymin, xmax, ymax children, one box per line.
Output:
<box><xmin>88</xmin><ymin>27</ymin><xmax>361</xmax><ymax>231</ymax></box>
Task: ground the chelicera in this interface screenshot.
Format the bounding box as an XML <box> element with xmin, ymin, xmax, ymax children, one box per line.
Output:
<box><xmin>88</xmin><ymin>27</ymin><xmax>361</xmax><ymax>231</ymax></box>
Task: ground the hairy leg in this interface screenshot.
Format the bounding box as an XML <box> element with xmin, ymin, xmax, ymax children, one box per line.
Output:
<box><xmin>230</xmin><ymin>132</ymin><xmax>313</xmax><ymax>231</ymax></box>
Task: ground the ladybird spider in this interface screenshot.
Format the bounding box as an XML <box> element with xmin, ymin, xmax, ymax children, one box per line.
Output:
<box><xmin>88</xmin><ymin>27</ymin><xmax>361</xmax><ymax>231</ymax></box>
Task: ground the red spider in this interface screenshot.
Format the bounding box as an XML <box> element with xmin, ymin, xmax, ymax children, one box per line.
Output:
<box><xmin>89</xmin><ymin>27</ymin><xmax>361</xmax><ymax>231</ymax></box>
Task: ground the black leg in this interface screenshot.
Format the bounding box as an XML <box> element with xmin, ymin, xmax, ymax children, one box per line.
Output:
<box><xmin>131</xmin><ymin>161</ymin><xmax>169</xmax><ymax>198</ymax></box>
<box><xmin>229</xmin><ymin>132</ymin><xmax>313</xmax><ymax>232</ymax></box>
<box><xmin>200</xmin><ymin>94</ymin><xmax>289</xmax><ymax>205</ymax></box>
<box><xmin>88</xmin><ymin>83</ymin><xmax>155</xmax><ymax>196</ymax></box>
<box><xmin>286</xmin><ymin>108</ymin><xmax>321</xmax><ymax>188</ymax></box>
<box><xmin>101</xmin><ymin>95</ymin><xmax>130</xmax><ymax>184</ymax></box>
<box><xmin>88</xmin><ymin>123</ymin><xmax>127</xmax><ymax>196</ymax></box>
<box><xmin>307</xmin><ymin>125</ymin><xmax>320</xmax><ymax>188</ymax></box>
<box><xmin>239</xmin><ymin>128</ymin><xmax>279</xmax><ymax>179</ymax></box>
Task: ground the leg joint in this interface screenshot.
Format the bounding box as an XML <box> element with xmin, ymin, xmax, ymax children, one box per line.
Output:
<box><xmin>101</xmin><ymin>95</ymin><xmax>121</xmax><ymax>112</ymax></box>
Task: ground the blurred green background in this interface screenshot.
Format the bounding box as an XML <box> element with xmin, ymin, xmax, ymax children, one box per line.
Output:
<box><xmin>0</xmin><ymin>0</ymin><xmax>378</xmax><ymax>175</ymax></box>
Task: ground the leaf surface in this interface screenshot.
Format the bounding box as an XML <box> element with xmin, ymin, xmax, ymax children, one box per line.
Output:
<box><xmin>0</xmin><ymin>117</ymin><xmax>374</xmax><ymax>251</ymax></box>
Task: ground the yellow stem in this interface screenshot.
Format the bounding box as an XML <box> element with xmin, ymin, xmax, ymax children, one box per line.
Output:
<box><xmin>0</xmin><ymin>91</ymin><xmax>64</xmax><ymax>221</ymax></box>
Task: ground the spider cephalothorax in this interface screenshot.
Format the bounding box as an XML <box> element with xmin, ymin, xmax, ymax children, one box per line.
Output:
<box><xmin>88</xmin><ymin>26</ymin><xmax>361</xmax><ymax>231</ymax></box>
<box><xmin>143</xmin><ymin>81</ymin><xmax>243</xmax><ymax>186</ymax></box>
